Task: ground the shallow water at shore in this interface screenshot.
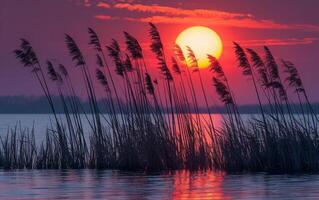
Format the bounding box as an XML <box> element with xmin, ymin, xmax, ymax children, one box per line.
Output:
<box><xmin>0</xmin><ymin>170</ymin><xmax>319</xmax><ymax>200</ymax></box>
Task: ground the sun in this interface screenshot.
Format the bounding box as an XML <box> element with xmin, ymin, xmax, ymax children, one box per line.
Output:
<box><xmin>176</xmin><ymin>26</ymin><xmax>223</xmax><ymax>69</ymax></box>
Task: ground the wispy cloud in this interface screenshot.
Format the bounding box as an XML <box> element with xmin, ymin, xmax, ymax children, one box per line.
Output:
<box><xmin>226</xmin><ymin>37</ymin><xmax>319</xmax><ymax>47</ymax></box>
<box><xmin>94</xmin><ymin>2</ymin><xmax>319</xmax><ymax>31</ymax></box>
<box><xmin>97</xmin><ymin>2</ymin><xmax>110</xmax><ymax>8</ymax></box>
<box><xmin>113</xmin><ymin>3</ymin><xmax>252</xmax><ymax>19</ymax></box>
<box><xmin>124</xmin><ymin>16</ymin><xmax>293</xmax><ymax>30</ymax></box>
<box><xmin>94</xmin><ymin>15</ymin><xmax>113</xmax><ymax>20</ymax></box>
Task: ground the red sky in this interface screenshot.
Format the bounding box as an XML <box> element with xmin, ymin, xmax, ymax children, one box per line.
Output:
<box><xmin>1</xmin><ymin>0</ymin><xmax>319</xmax><ymax>105</ymax></box>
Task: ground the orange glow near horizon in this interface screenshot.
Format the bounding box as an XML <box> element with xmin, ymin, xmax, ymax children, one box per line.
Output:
<box><xmin>176</xmin><ymin>26</ymin><xmax>223</xmax><ymax>69</ymax></box>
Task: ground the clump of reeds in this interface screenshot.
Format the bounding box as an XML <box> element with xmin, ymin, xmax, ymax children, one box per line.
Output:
<box><xmin>7</xmin><ymin>23</ymin><xmax>319</xmax><ymax>173</ymax></box>
<box><xmin>209</xmin><ymin>44</ymin><xmax>319</xmax><ymax>172</ymax></box>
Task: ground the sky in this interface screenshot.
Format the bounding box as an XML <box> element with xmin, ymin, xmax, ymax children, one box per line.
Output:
<box><xmin>1</xmin><ymin>0</ymin><xmax>319</xmax><ymax>105</ymax></box>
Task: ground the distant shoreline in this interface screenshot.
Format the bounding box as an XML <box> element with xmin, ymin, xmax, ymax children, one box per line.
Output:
<box><xmin>0</xmin><ymin>95</ymin><xmax>318</xmax><ymax>114</ymax></box>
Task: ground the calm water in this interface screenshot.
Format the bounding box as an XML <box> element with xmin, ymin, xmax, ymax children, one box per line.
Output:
<box><xmin>0</xmin><ymin>114</ymin><xmax>225</xmax><ymax>141</ymax></box>
<box><xmin>0</xmin><ymin>114</ymin><xmax>318</xmax><ymax>199</ymax></box>
<box><xmin>0</xmin><ymin>114</ymin><xmax>94</xmax><ymax>141</ymax></box>
<box><xmin>1</xmin><ymin>170</ymin><xmax>319</xmax><ymax>199</ymax></box>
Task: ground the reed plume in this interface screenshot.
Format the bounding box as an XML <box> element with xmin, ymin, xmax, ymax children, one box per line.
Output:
<box><xmin>96</xmin><ymin>69</ymin><xmax>110</xmax><ymax>92</ymax></box>
<box><xmin>246</xmin><ymin>48</ymin><xmax>269</xmax><ymax>88</ymax></box>
<box><xmin>46</xmin><ymin>61</ymin><xmax>60</xmax><ymax>82</ymax></box>
<box><xmin>282</xmin><ymin>60</ymin><xmax>304</xmax><ymax>93</ymax></box>
<box><xmin>14</xmin><ymin>39</ymin><xmax>39</xmax><ymax>68</ymax></box>
<box><xmin>233</xmin><ymin>42</ymin><xmax>252</xmax><ymax>76</ymax></box>
<box><xmin>124</xmin><ymin>31</ymin><xmax>143</xmax><ymax>59</ymax></box>
<box><xmin>174</xmin><ymin>44</ymin><xmax>186</xmax><ymax>63</ymax></box>
<box><xmin>208</xmin><ymin>56</ymin><xmax>237</xmax><ymax>116</ymax></box>
<box><xmin>149</xmin><ymin>22</ymin><xmax>163</xmax><ymax>57</ymax></box>
<box><xmin>148</xmin><ymin>23</ymin><xmax>173</xmax><ymax>81</ymax></box>
<box><xmin>106</xmin><ymin>39</ymin><xmax>125</xmax><ymax>77</ymax></box>
<box><xmin>65</xmin><ymin>34</ymin><xmax>85</xmax><ymax>66</ymax></box>
<box><xmin>213</xmin><ymin>77</ymin><xmax>233</xmax><ymax>105</ymax></box>
<box><xmin>58</xmin><ymin>64</ymin><xmax>69</xmax><ymax>77</ymax></box>
<box><xmin>264</xmin><ymin>46</ymin><xmax>288</xmax><ymax>102</ymax></box>
<box><xmin>208</xmin><ymin>55</ymin><xmax>225</xmax><ymax>80</ymax></box>
<box><xmin>186</xmin><ymin>46</ymin><xmax>199</xmax><ymax>72</ymax></box>
<box><xmin>264</xmin><ymin>46</ymin><xmax>280</xmax><ymax>81</ymax></box>
<box><xmin>88</xmin><ymin>27</ymin><xmax>102</xmax><ymax>52</ymax></box>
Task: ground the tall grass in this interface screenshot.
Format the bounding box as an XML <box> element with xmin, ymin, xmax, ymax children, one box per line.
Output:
<box><xmin>7</xmin><ymin>23</ymin><xmax>319</xmax><ymax>172</ymax></box>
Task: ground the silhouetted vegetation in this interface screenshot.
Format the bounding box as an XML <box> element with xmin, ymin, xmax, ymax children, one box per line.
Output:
<box><xmin>5</xmin><ymin>23</ymin><xmax>318</xmax><ymax>172</ymax></box>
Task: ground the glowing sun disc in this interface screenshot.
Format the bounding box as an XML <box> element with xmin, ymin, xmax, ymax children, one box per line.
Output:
<box><xmin>176</xmin><ymin>26</ymin><xmax>223</xmax><ymax>69</ymax></box>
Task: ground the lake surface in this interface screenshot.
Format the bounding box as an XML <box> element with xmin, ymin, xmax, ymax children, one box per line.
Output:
<box><xmin>0</xmin><ymin>114</ymin><xmax>318</xmax><ymax>199</ymax></box>
<box><xmin>1</xmin><ymin>170</ymin><xmax>319</xmax><ymax>200</ymax></box>
<box><xmin>0</xmin><ymin>114</ymin><xmax>225</xmax><ymax>141</ymax></box>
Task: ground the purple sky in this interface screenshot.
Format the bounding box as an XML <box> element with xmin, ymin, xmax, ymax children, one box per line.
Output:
<box><xmin>1</xmin><ymin>0</ymin><xmax>319</xmax><ymax>104</ymax></box>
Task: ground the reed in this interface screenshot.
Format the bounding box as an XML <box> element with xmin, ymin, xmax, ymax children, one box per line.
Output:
<box><xmin>6</xmin><ymin>24</ymin><xmax>318</xmax><ymax>173</ymax></box>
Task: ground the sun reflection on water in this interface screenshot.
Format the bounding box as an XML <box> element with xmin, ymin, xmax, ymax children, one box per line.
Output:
<box><xmin>171</xmin><ymin>171</ymin><xmax>230</xmax><ymax>200</ymax></box>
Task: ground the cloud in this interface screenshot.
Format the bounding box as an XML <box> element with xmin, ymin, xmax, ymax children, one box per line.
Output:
<box><xmin>113</xmin><ymin>3</ymin><xmax>252</xmax><ymax>19</ymax></box>
<box><xmin>93</xmin><ymin>2</ymin><xmax>319</xmax><ymax>31</ymax></box>
<box><xmin>226</xmin><ymin>37</ymin><xmax>319</xmax><ymax>47</ymax></box>
<box><xmin>97</xmin><ymin>2</ymin><xmax>110</xmax><ymax>8</ymax></box>
<box><xmin>124</xmin><ymin>16</ymin><xmax>293</xmax><ymax>30</ymax></box>
<box><xmin>94</xmin><ymin>15</ymin><xmax>113</xmax><ymax>20</ymax></box>
<box><xmin>84</xmin><ymin>0</ymin><xmax>91</xmax><ymax>7</ymax></box>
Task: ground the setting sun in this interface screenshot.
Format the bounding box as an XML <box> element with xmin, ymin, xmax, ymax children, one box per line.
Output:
<box><xmin>176</xmin><ymin>26</ymin><xmax>223</xmax><ymax>69</ymax></box>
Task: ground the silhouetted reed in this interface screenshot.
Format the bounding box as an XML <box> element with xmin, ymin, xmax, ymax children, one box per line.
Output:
<box><xmin>7</xmin><ymin>24</ymin><xmax>319</xmax><ymax>173</ymax></box>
